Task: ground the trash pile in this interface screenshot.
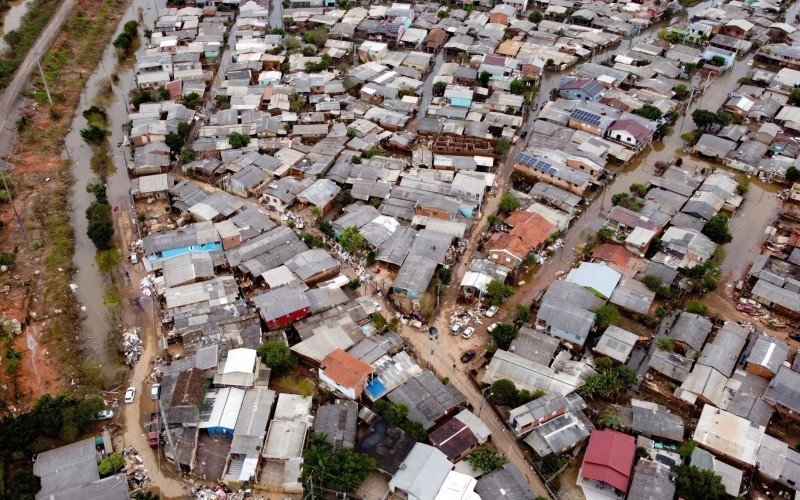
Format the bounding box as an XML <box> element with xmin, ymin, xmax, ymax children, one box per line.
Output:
<box><xmin>123</xmin><ymin>446</ymin><xmax>151</xmax><ymax>491</ymax></box>
<box><xmin>123</xmin><ymin>327</ymin><xmax>143</xmax><ymax>367</ymax></box>
<box><xmin>140</xmin><ymin>275</ymin><xmax>155</xmax><ymax>297</ymax></box>
<box><xmin>193</xmin><ymin>485</ymin><xmax>244</xmax><ymax>500</ymax></box>
<box><xmin>148</xmin><ymin>356</ymin><xmax>166</xmax><ymax>383</ymax></box>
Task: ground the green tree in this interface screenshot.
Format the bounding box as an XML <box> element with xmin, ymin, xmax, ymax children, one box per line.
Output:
<box><xmin>98</xmin><ymin>453</ymin><xmax>126</xmax><ymax>477</ymax></box>
<box><xmin>789</xmin><ymin>88</ymin><xmax>800</xmax><ymax>106</ymax></box>
<box><xmin>335</xmin><ymin>189</ymin><xmax>354</xmax><ymax>206</ymax></box>
<box><xmin>692</xmin><ymin>108</ymin><xmax>719</xmax><ymax>130</ymax></box>
<box><xmin>685</xmin><ymin>300</ymin><xmax>709</xmax><ymax>316</ymax></box>
<box><xmin>8</xmin><ymin>469</ymin><xmax>41</xmax><ymax>498</ymax></box>
<box><xmin>478</xmin><ymin>70</ymin><xmax>491</xmax><ymax>87</ymax></box>
<box><xmin>80</xmin><ymin>125</ymin><xmax>108</xmax><ymax>145</ymax></box>
<box><xmin>787</xmin><ymin>166</ymin><xmax>800</xmax><ymax>184</ymax></box>
<box><xmin>633</xmin><ymin>104</ymin><xmax>663</xmax><ymax>121</ymax></box>
<box><xmin>509</xmin><ymin>79</ymin><xmax>525</xmax><ymax>95</ymax></box>
<box><xmin>433</xmin><ymin>81</ymin><xmax>447</xmax><ymax>96</ymax></box>
<box><xmin>578</xmin><ymin>365</ymin><xmax>637</xmax><ymax>400</ymax></box>
<box><xmin>540</xmin><ymin>454</ymin><xmax>566</xmax><ymax>476</ymax></box>
<box><xmin>164</xmin><ymin>131</ymin><xmax>184</xmax><ymax>154</ymax></box>
<box><xmin>498</xmin><ymin>192</ymin><xmax>520</xmax><ymax>213</ymax></box>
<box><xmin>486</xmin><ymin>279</ymin><xmax>514</xmax><ymax>305</ymax></box>
<box><xmin>490</xmin><ymin>379</ymin><xmax>519</xmax><ymax>406</ymax></box>
<box><xmin>180</xmin><ymin>148</ymin><xmax>196</xmax><ymax>164</ymax></box>
<box><xmin>177</xmin><ymin>122</ymin><xmax>191</xmax><ymax>140</ymax></box>
<box><xmin>302</xmin><ymin>28</ymin><xmax>329</xmax><ymax>47</ymax></box>
<box><xmin>303</xmin><ymin>434</ymin><xmax>375</xmax><ymax>493</ymax></box>
<box><xmin>515</xmin><ymin>304</ymin><xmax>531</xmax><ymax>323</ymax></box>
<box><xmin>702</xmin><ymin>214</ymin><xmax>732</xmax><ymax>244</ymax></box>
<box><xmin>182</xmin><ymin>92</ymin><xmax>201</xmax><ymax>110</ymax></box>
<box><xmin>491</xmin><ymin>323</ymin><xmax>518</xmax><ymax>349</ymax></box>
<box><xmin>438</xmin><ymin>267</ymin><xmax>451</xmax><ymax>283</ymax></box>
<box><xmin>257</xmin><ymin>340</ymin><xmax>297</xmax><ymax>375</ymax></box>
<box><xmin>597</xmin><ymin>410</ymin><xmax>625</xmax><ymax>430</ymax></box>
<box><xmin>346</xmin><ymin>126</ymin><xmax>357</xmax><ymax>138</ymax></box>
<box><xmin>528</xmin><ymin>11</ymin><xmax>543</xmax><ymax>23</ymax></box>
<box><xmin>317</xmin><ymin>219</ymin><xmax>334</xmax><ymax>237</ymax></box>
<box><xmin>339</xmin><ymin>226</ymin><xmax>364</xmax><ymax>254</ymax></box>
<box><xmin>674</xmin><ymin>83</ymin><xmax>690</xmax><ymax>99</ymax></box>
<box><xmin>595</xmin><ymin>304</ymin><xmax>620</xmax><ymax>328</ymax></box>
<box><xmin>494</xmin><ymin>138</ymin><xmax>510</xmax><ymax>155</ymax></box>
<box><xmin>466</xmin><ymin>448</ymin><xmax>509</xmax><ymax>473</ymax></box>
<box><xmin>678</xmin><ymin>439</ymin><xmax>697</xmax><ymax>459</ymax></box>
<box><xmin>673</xmin><ymin>464</ymin><xmax>726</xmax><ymax>500</ymax></box>
<box><xmin>112</xmin><ymin>32</ymin><xmax>134</xmax><ymax>54</ymax></box>
<box><xmin>629</xmin><ymin>183</ymin><xmax>647</xmax><ymax>197</ymax></box>
<box><xmin>657</xmin><ymin>337</ymin><xmax>675</xmax><ymax>352</ymax></box>
<box><xmin>229</xmin><ymin>132</ymin><xmax>251</xmax><ymax>149</ymax></box>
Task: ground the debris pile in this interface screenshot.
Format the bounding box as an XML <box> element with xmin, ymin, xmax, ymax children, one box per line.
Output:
<box><xmin>140</xmin><ymin>275</ymin><xmax>155</xmax><ymax>296</ymax></box>
<box><xmin>193</xmin><ymin>485</ymin><xmax>244</xmax><ymax>500</ymax></box>
<box><xmin>122</xmin><ymin>327</ymin><xmax>143</xmax><ymax>367</ymax></box>
<box><xmin>148</xmin><ymin>356</ymin><xmax>166</xmax><ymax>382</ymax></box>
<box><xmin>123</xmin><ymin>446</ymin><xmax>151</xmax><ymax>491</ymax></box>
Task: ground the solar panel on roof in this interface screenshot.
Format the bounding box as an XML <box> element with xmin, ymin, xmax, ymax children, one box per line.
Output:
<box><xmin>571</xmin><ymin>108</ymin><xmax>602</xmax><ymax>126</ymax></box>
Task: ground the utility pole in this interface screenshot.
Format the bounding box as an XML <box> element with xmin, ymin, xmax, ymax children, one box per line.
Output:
<box><xmin>37</xmin><ymin>59</ymin><xmax>53</xmax><ymax>107</ymax></box>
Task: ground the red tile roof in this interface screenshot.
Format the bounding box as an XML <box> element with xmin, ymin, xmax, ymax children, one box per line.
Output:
<box><xmin>488</xmin><ymin>211</ymin><xmax>556</xmax><ymax>260</ymax></box>
<box><xmin>582</xmin><ymin>429</ymin><xmax>635</xmax><ymax>493</ymax></box>
<box><xmin>593</xmin><ymin>243</ymin><xmax>635</xmax><ymax>268</ymax></box>
<box><xmin>322</xmin><ymin>349</ymin><xmax>374</xmax><ymax>390</ymax></box>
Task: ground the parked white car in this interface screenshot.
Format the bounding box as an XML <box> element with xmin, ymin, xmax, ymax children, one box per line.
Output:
<box><xmin>450</xmin><ymin>323</ymin><xmax>462</xmax><ymax>334</ymax></box>
<box><xmin>462</xmin><ymin>327</ymin><xmax>475</xmax><ymax>339</ymax></box>
<box><xmin>150</xmin><ymin>383</ymin><xmax>161</xmax><ymax>400</ymax></box>
<box><xmin>124</xmin><ymin>387</ymin><xmax>136</xmax><ymax>404</ymax></box>
<box><xmin>485</xmin><ymin>305</ymin><xmax>499</xmax><ymax>317</ymax></box>
<box><xmin>487</xmin><ymin>323</ymin><xmax>499</xmax><ymax>333</ymax></box>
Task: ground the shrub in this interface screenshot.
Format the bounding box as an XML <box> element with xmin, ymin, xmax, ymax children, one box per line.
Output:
<box><xmin>98</xmin><ymin>453</ymin><xmax>126</xmax><ymax>477</ymax></box>
<box><xmin>685</xmin><ymin>300</ymin><xmax>708</xmax><ymax>316</ymax></box>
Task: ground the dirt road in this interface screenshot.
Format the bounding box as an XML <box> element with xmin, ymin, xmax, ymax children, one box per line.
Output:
<box><xmin>117</xmin><ymin>209</ymin><xmax>188</xmax><ymax>500</ymax></box>
<box><xmin>0</xmin><ymin>0</ymin><xmax>78</xmax><ymax>157</ymax></box>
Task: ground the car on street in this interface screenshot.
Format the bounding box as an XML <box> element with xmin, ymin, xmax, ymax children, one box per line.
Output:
<box><xmin>790</xmin><ymin>332</ymin><xmax>800</xmax><ymax>341</ymax></box>
<box><xmin>451</xmin><ymin>323</ymin><xmax>462</xmax><ymax>334</ymax></box>
<box><xmin>130</xmin><ymin>252</ymin><xmax>138</xmax><ymax>264</ymax></box>
<box><xmin>462</xmin><ymin>327</ymin><xmax>475</xmax><ymax>339</ymax></box>
<box><xmin>487</xmin><ymin>322</ymin><xmax>499</xmax><ymax>333</ymax></box>
<box><xmin>96</xmin><ymin>409</ymin><xmax>114</xmax><ymax>421</ymax></box>
<box><xmin>150</xmin><ymin>383</ymin><xmax>161</xmax><ymax>400</ymax></box>
<box><xmin>460</xmin><ymin>350</ymin><xmax>476</xmax><ymax>363</ymax></box>
<box><xmin>429</xmin><ymin>326</ymin><xmax>438</xmax><ymax>340</ymax></box>
<box><xmin>124</xmin><ymin>387</ymin><xmax>136</xmax><ymax>404</ymax></box>
<box><xmin>147</xmin><ymin>431</ymin><xmax>160</xmax><ymax>448</ymax></box>
<box><xmin>485</xmin><ymin>305</ymin><xmax>498</xmax><ymax>317</ymax></box>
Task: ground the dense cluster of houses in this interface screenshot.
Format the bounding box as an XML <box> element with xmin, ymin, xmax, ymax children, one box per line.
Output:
<box><xmin>116</xmin><ymin>0</ymin><xmax>800</xmax><ymax>497</ymax></box>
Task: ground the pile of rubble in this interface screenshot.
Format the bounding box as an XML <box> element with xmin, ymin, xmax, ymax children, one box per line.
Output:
<box><xmin>148</xmin><ymin>356</ymin><xmax>166</xmax><ymax>383</ymax></box>
<box><xmin>122</xmin><ymin>327</ymin><xmax>143</xmax><ymax>367</ymax></box>
<box><xmin>123</xmin><ymin>446</ymin><xmax>151</xmax><ymax>491</ymax></box>
<box><xmin>193</xmin><ymin>485</ymin><xmax>245</xmax><ymax>500</ymax></box>
<box><xmin>140</xmin><ymin>275</ymin><xmax>155</xmax><ymax>297</ymax></box>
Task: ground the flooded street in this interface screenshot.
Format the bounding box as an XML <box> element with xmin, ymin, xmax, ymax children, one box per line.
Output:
<box><xmin>0</xmin><ymin>0</ymin><xmax>33</xmax><ymax>50</ymax></box>
<box><xmin>64</xmin><ymin>0</ymin><xmax>165</xmax><ymax>371</ymax></box>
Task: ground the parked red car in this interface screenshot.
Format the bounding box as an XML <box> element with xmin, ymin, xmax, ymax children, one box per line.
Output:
<box><xmin>147</xmin><ymin>432</ymin><xmax>159</xmax><ymax>448</ymax></box>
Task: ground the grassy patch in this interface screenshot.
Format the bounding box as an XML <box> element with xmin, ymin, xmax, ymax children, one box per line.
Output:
<box><xmin>0</xmin><ymin>0</ymin><xmax>63</xmax><ymax>90</ymax></box>
<box><xmin>17</xmin><ymin>0</ymin><xmax>130</xmax><ymax>157</ymax></box>
<box><xmin>276</xmin><ymin>376</ymin><xmax>315</xmax><ymax>397</ymax></box>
